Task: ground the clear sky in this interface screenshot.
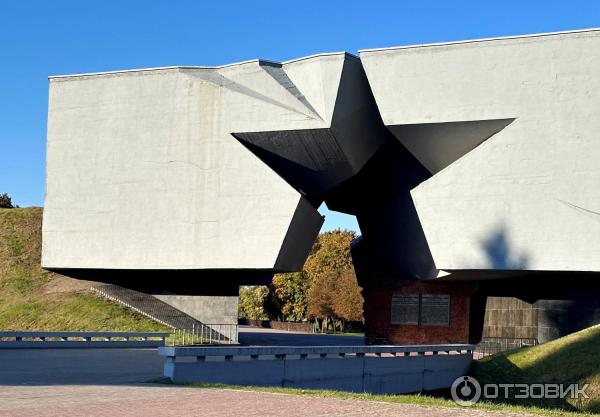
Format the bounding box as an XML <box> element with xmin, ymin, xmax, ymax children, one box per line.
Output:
<box><xmin>1</xmin><ymin>1</ymin><xmax>598</xmax><ymax>232</ymax></box>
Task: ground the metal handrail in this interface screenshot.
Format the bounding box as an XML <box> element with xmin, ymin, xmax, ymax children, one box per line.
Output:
<box><xmin>171</xmin><ymin>324</ymin><xmax>239</xmax><ymax>346</ymax></box>
<box><xmin>475</xmin><ymin>337</ymin><xmax>538</xmax><ymax>357</ymax></box>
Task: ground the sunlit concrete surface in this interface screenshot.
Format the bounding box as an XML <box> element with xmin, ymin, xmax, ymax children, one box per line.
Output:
<box><xmin>360</xmin><ymin>29</ymin><xmax>600</xmax><ymax>275</ymax></box>
<box><xmin>42</xmin><ymin>52</ymin><xmax>384</xmax><ymax>274</ymax></box>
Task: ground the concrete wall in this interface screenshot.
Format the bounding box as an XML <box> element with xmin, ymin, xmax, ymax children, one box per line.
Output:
<box><xmin>154</xmin><ymin>295</ymin><xmax>238</xmax><ymax>325</ymax></box>
<box><xmin>483</xmin><ymin>297</ymin><xmax>539</xmax><ymax>339</ymax></box>
<box><xmin>0</xmin><ymin>331</ymin><xmax>169</xmax><ymax>349</ymax></box>
<box><xmin>483</xmin><ymin>296</ymin><xmax>600</xmax><ymax>343</ymax></box>
<box><xmin>43</xmin><ymin>64</ymin><xmax>322</xmax><ymax>272</ymax></box>
<box><xmin>360</xmin><ymin>29</ymin><xmax>600</xmax><ymax>275</ymax></box>
<box><xmin>43</xmin><ymin>53</ymin><xmax>388</xmax><ymax>277</ymax></box>
<box><xmin>160</xmin><ymin>345</ymin><xmax>473</xmax><ymax>394</ymax></box>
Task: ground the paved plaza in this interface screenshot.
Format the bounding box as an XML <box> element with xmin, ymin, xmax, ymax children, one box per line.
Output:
<box><xmin>0</xmin><ymin>345</ymin><xmax>537</xmax><ymax>417</ymax></box>
<box><xmin>1</xmin><ymin>384</ymin><xmax>536</xmax><ymax>417</ymax></box>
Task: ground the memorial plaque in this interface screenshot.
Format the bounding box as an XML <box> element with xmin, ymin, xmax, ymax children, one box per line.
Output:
<box><xmin>391</xmin><ymin>294</ymin><xmax>419</xmax><ymax>325</ymax></box>
<box><xmin>420</xmin><ymin>294</ymin><xmax>450</xmax><ymax>325</ymax></box>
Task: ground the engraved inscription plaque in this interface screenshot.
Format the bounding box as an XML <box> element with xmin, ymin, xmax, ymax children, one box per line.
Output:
<box><xmin>421</xmin><ymin>294</ymin><xmax>450</xmax><ymax>325</ymax></box>
<box><xmin>391</xmin><ymin>294</ymin><xmax>419</xmax><ymax>325</ymax></box>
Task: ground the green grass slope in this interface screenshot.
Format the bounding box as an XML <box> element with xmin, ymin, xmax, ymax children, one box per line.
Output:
<box><xmin>472</xmin><ymin>324</ymin><xmax>600</xmax><ymax>413</ymax></box>
<box><xmin>0</xmin><ymin>207</ymin><xmax>168</xmax><ymax>332</ymax></box>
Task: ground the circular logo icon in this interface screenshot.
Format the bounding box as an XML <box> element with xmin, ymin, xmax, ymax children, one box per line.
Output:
<box><xmin>451</xmin><ymin>376</ymin><xmax>481</xmax><ymax>406</ymax></box>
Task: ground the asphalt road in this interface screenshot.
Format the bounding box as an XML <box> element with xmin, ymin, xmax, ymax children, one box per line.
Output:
<box><xmin>0</xmin><ymin>348</ymin><xmax>163</xmax><ymax>385</ymax></box>
<box><xmin>238</xmin><ymin>326</ymin><xmax>365</xmax><ymax>346</ymax></box>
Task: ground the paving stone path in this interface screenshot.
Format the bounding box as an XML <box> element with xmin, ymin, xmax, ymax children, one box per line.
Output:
<box><xmin>0</xmin><ymin>385</ymin><xmax>536</xmax><ymax>417</ymax></box>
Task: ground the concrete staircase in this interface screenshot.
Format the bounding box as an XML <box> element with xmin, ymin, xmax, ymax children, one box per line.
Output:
<box><xmin>91</xmin><ymin>284</ymin><xmax>227</xmax><ymax>341</ymax></box>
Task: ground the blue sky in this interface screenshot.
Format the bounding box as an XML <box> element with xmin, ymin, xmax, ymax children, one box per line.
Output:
<box><xmin>1</xmin><ymin>1</ymin><xmax>598</xmax><ymax>232</ymax></box>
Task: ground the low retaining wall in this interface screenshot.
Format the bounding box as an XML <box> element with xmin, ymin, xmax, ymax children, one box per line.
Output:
<box><xmin>159</xmin><ymin>344</ymin><xmax>474</xmax><ymax>394</ymax></box>
<box><xmin>0</xmin><ymin>332</ymin><xmax>170</xmax><ymax>348</ymax></box>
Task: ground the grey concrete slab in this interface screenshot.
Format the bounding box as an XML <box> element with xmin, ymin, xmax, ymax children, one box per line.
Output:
<box><xmin>43</xmin><ymin>62</ymin><xmax>324</xmax><ymax>272</ymax></box>
<box><xmin>360</xmin><ymin>28</ymin><xmax>600</xmax><ymax>275</ymax></box>
<box><xmin>42</xmin><ymin>53</ymin><xmax>385</xmax><ymax>278</ymax></box>
<box><xmin>283</xmin><ymin>357</ymin><xmax>364</xmax><ymax>391</ymax></box>
<box><xmin>153</xmin><ymin>294</ymin><xmax>239</xmax><ymax>327</ymax></box>
<box><xmin>168</xmin><ymin>360</ymin><xmax>286</xmax><ymax>387</ymax></box>
<box><xmin>363</xmin><ymin>356</ymin><xmax>425</xmax><ymax>394</ymax></box>
<box><xmin>423</xmin><ymin>354</ymin><xmax>473</xmax><ymax>390</ymax></box>
<box><xmin>160</xmin><ymin>344</ymin><xmax>474</xmax><ymax>394</ymax></box>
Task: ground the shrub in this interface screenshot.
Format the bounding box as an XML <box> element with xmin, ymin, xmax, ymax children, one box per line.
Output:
<box><xmin>0</xmin><ymin>194</ymin><xmax>14</xmax><ymax>209</ymax></box>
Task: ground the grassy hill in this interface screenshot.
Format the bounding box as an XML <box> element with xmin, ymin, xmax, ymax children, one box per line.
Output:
<box><xmin>472</xmin><ymin>324</ymin><xmax>600</xmax><ymax>413</ymax></box>
<box><xmin>0</xmin><ymin>207</ymin><xmax>168</xmax><ymax>332</ymax></box>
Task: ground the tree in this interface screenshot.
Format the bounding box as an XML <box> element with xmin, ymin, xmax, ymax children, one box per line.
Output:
<box><xmin>0</xmin><ymin>193</ymin><xmax>14</xmax><ymax>208</ymax></box>
<box><xmin>332</xmin><ymin>269</ymin><xmax>364</xmax><ymax>329</ymax></box>
<box><xmin>307</xmin><ymin>269</ymin><xmax>337</xmax><ymax>331</ymax></box>
<box><xmin>238</xmin><ymin>286</ymin><xmax>269</xmax><ymax>320</ymax></box>
<box><xmin>237</xmin><ymin>230</ymin><xmax>365</xmax><ymax>329</ymax></box>
<box><xmin>304</xmin><ymin>230</ymin><xmax>356</xmax><ymax>283</ymax></box>
<box><xmin>304</xmin><ymin>230</ymin><xmax>364</xmax><ymax>332</ymax></box>
<box><xmin>269</xmin><ymin>271</ymin><xmax>309</xmax><ymax>321</ymax></box>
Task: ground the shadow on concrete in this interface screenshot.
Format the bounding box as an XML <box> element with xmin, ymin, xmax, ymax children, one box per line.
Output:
<box><xmin>539</xmin><ymin>298</ymin><xmax>600</xmax><ymax>344</ymax></box>
<box><xmin>463</xmin><ymin>226</ymin><xmax>599</xmax><ymax>411</ymax></box>
<box><xmin>478</xmin><ymin>226</ymin><xmax>600</xmax><ymax>343</ymax></box>
<box><xmin>481</xmin><ymin>226</ymin><xmax>529</xmax><ymax>270</ymax></box>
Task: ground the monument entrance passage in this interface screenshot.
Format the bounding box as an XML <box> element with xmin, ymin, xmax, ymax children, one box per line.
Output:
<box><xmin>43</xmin><ymin>29</ymin><xmax>600</xmax><ymax>349</ymax></box>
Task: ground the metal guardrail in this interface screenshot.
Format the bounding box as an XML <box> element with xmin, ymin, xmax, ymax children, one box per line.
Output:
<box><xmin>0</xmin><ymin>331</ymin><xmax>171</xmax><ymax>348</ymax></box>
<box><xmin>475</xmin><ymin>337</ymin><xmax>538</xmax><ymax>357</ymax></box>
<box><xmin>91</xmin><ymin>285</ymin><xmax>201</xmax><ymax>329</ymax></box>
<box><xmin>92</xmin><ymin>285</ymin><xmax>236</xmax><ymax>343</ymax></box>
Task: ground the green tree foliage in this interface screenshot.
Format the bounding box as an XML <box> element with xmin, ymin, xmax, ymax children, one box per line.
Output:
<box><xmin>305</xmin><ymin>230</ymin><xmax>363</xmax><ymax>331</ymax></box>
<box><xmin>237</xmin><ymin>230</ymin><xmax>364</xmax><ymax>331</ymax></box>
<box><xmin>269</xmin><ymin>271</ymin><xmax>308</xmax><ymax>321</ymax></box>
<box><xmin>333</xmin><ymin>269</ymin><xmax>364</xmax><ymax>322</ymax></box>
<box><xmin>0</xmin><ymin>193</ymin><xmax>14</xmax><ymax>209</ymax></box>
<box><xmin>304</xmin><ymin>230</ymin><xmax>355</xmax><ymax>285</ymax></box>
<box><xmin>238</xmin><ymin>285</ymin><xmax>269</xmax><ymax>320</ymax></box>
<box><xmin>306</xmin><ymin>269</ymin><xmax>337</xmax><ymax>327</ymax></box>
